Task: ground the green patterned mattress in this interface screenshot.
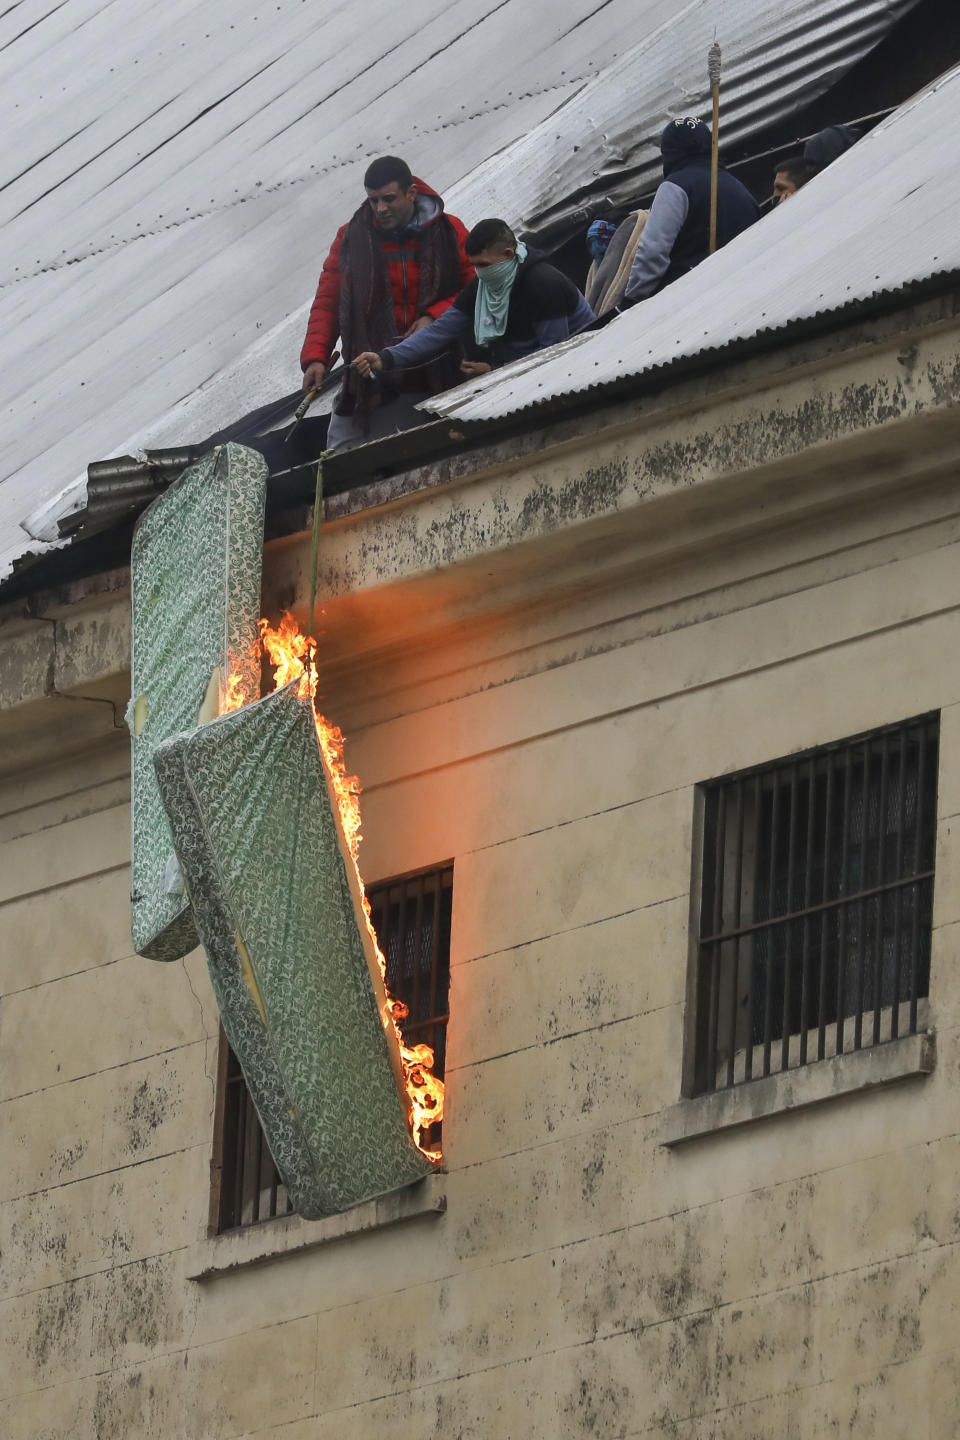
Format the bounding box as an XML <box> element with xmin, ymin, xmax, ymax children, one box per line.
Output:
<box><xmin>129</xmin><ymin>443</ymin><xmax>266</xmax><ymax>961</ymax></box>
<box><xmin>152</xmin><ymin>683</ymin><xmax>433</xmax><ymax>1217</ymax></box>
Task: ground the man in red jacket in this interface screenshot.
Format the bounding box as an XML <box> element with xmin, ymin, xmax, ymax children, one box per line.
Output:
<box><xmin>300</xmin><ymin>155</ymin><xmax>474</xmax><ymax>451</ymax></box>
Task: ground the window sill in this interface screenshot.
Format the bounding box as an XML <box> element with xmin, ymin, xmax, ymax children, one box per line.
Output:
<box><xmin>188</xmin><ymin>1173</ymin><xmax>446</xmax><ymax>1280</ymax></box>
<box><xmin>661</xmin><ymin>1030</ymin><xmax>935</xmax><ymax>1148</ymax></box>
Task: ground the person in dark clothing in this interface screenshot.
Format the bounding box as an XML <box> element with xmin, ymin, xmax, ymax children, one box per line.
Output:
<box><xmin>622</xmin><ymin>117</ymin><xmax>760</xmax><ymax>306</ymax></box>
<box><xmin>351</xmin><ymin>219</ymin><xmax>594</xmax><ymax>387</ymax></box>
<box><xmin>803</xmin><ymin>124</ymin><xmax>862</xmax><ymax>175</ymax></box>
<box><xmin>772</xmin><ymin>155</ymin><xmax>817</xmax><ymax>205</ymax></box>
<box><xmin>300</xmin><ymin>155</ymin><xmax>474</xmax><ymax>451</ymax></box>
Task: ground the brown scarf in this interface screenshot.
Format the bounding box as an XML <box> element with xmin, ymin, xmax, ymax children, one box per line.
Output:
<box><xmin>336</xmin><ymin>198</ymin><xmax>464</xmax><ymax>417</ymax></box>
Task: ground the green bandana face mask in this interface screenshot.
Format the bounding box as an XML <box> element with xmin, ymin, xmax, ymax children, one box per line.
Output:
<box><xmin>474</xmin><ymin>240</ymin><xmax>527</xmax><ymax>346</ymax></box>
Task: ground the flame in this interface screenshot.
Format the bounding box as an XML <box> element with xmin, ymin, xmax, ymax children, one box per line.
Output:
<box><xmin>221</xmin><ymin>636</ymin><xmax>262</xmax><ymax>714</ymax></box>
<box><xmin>227</xmin><ymin>612</ymin><xmax>443</xmax><ymax>1161</ymax></box>
<box><xmin>221</xmin><ymin>670</ymin><xmax>246</xmax><ymax>714</ymax></box>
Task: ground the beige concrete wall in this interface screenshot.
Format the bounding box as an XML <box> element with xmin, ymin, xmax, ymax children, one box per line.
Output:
<box><xmin>2</xmin><ymin>435</ymin><xmax>960</xmax><ymax>1435</ymax></box>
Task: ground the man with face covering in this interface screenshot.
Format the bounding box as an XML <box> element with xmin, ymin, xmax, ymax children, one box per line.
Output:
<box><xmin>351</xmin><ymin>218</ymin><xmax>594</xmax><ymax>386</ymax></box>
<box><xmin>622</xmin><ymin>117</ymin><xmax>760</xmax><ymax>307</ymax></box>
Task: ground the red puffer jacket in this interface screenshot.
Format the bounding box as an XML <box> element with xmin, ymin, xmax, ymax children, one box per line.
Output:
<box><xmin>300</xmin><ymin>179</ymin><xmax>474</xmax><ymax>370</ymax></box>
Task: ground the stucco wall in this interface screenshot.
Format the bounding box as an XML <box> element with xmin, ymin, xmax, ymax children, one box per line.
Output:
<box><xmin>2</xmin><ymin>376</ymin><xmax>960</xmax><ymax>1435</ymax></box>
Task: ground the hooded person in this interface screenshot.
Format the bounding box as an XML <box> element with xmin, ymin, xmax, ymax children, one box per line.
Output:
<box><xmin>350</xmin><ymin>218</ymin><xmax>595</xmax><ymax>389</ymax></box>
<box><xmin>803</xmin><ymin>124</ymin><xmax>862</xmax><ymax>174</ymax></box>
<box><xmin>299</xmin><ymin>155</ymin><xmax>475</xmax><ymax>452</ymax></box>
<box><xmin>622</xmin><ymin>117</ymin><xmax>760</xmax><ymax>307</ymax></box>
<box><xmin>771</xmin><ymin>154</ymin><xmax>817</xmax><ymax>205</ymax></box>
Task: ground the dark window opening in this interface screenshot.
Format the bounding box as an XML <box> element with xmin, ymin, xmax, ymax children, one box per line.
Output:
<box><xmin>691</xmin><ymin>715</ymin><xmax>938</xmax><ymax>1097</ymax></box>
<box><xmin>211</xmin><ymin>863</ymin><xmax>454</xmax><ymax>1233</ymax></box>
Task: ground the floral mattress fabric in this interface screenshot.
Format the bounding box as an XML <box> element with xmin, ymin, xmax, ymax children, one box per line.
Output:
<box><xmin>129</xmin><ymin>443</ymin><xmax>266</xmax><ymax>960</ymax></box>
<box><xmin>153</xmin><ymin>684</ymin><xmax>432</xmax><ymax>1216</ymax></box>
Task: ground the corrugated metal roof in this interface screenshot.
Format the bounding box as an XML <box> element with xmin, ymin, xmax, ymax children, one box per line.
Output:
<box><xmin>421</xmin><ymin>62</ymin><xmax>960</xmax><ymax>424</ymax></box>
<box><xmin>0</xmin><ymin>0</ymin><xmax>922</xmax><ymax>582</ymax></box>
<box><xmin>461</xmin><ymin>0</ymin><xmax>922</xmax><ymax>243</ymax></box>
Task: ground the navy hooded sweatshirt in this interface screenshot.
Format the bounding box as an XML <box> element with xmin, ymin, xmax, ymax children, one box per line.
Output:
<box><xmin>624</xmin><ymin>118</ymin><xmax>760</xmax><ymax>304</ymax></box>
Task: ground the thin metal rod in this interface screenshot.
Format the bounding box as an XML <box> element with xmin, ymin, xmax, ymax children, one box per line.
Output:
<box><xmin>817</xmin><ymin>751</ymin><xmax>834</xmax><ymax>1061</ymax></box>
<box><xmin>908</xmin><ymin>726</ymin><xmax>928</xmax><ymax>1031</ymax></box>
<box><xmin>699</xmin><ymin>868</ymin><xmax>933</xmax><ymax>946</ymax></box>
<box><xmin>427</xmin><ymin>874</ymin><xmax>442</xmax><ymax>1072</ymax></box>
<box><xmin>395</xmin><ymin>887</ymin><xmax>409</xmax><ymax>1014</ymax></box>
<box><xmin>397</xmin><ymin>1012</ymin><xmax>451</xmax><ymax>1035</ymax></box>
<box><xmin>269</xmin><ymin>1155</ymin><xmax>279</xmax><ymax>1221</ymax></box>
<box><xmin>853</xmin><ymin>743</ymin><xmax>872</xmax><ymax>1051</ymax></box>
<box><xmin>743</xmin><ymin>774</ymin><xmax>761</xmax><ymax>1082</ymax></box>
<box><xmin>307</xmin><ymin>452</ymin><xmax>326</xmax><ymax>676</ymax></box>
<box><xmin>871</xmin><ymin>734</ymin><xmax>890</xmax><ymax>1044</ymax></box>
<box><xmin>252</xmin><ymin>1125</ymin><xmax>265</xmax><ymax>1223</ymax></box>
<box><xmin>835</xmin><ymin>752</ymin><xmax>853</xmax><ymax>1055</ymax></box>
<box><xmin>780</xmin><ymin>764</ymin><xmax>799</xmax><ymax>1072</ymax></box>
<box><xmin>799</xmin><ymin>757</ymin><xmax>817</xmax><ymax>1064</ymax></box>
<box><xmin>726</xmin><ymin>779</ymin><xmax>744</xmax><ymax>1087</ymax></box>
<box><xmin>890</xmin><ymin>729</ymin><xmax>908</xmax><ymax>1038</ymax></box>
<box><xmin>761</xmin><ymin>777</ymin><xmax>779</xmax><ymax>1078</ymax></box>
<box><xmin>411</xmin><ymin>876</ymin><xmax>425</xmax><ymax>1024</ymax></box>
<box><xmin>705</xmin><ymin>788</ymin><xmax>727</xmax><ymax>1086</ymax></box>
<box><xmin>729</xmin><ymin>108</ymin><xmax>896</xmax><ymax>176</ymax></box>
<box><xmin>231</xmin><ymin>1082</ymin><xmax>247</xmax><ymax>1230</ymax></box>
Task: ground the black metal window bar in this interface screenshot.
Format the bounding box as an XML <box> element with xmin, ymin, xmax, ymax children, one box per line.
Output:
<box><xmin>692</xmin><ymin>715</ymin><xmax>938</xmax><ymax>1097</ymax></box>
<box><xmin>213</xmin><ymin>863</ymin><xmax>454</xmax><ymax>1232</ymax></box>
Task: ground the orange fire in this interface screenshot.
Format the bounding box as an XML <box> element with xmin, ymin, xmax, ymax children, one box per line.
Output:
<box><xmin>228</xmin><ymin>612</ymin><xmax>443</xmax><ymax>1160</ymax></box>
<box><xmin>221</xmin><ymin>670</ymin><xmax>247</xmax><ymax>714</ymax></box>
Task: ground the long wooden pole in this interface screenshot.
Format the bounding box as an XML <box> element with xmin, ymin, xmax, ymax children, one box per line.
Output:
<box><xmin>307</xmin><ymin>452</ymin><xmax>326</xmax><ymax>691</ymax></box>
<box><xmin>708</xmin><ymin>42</ymin><xmax>722</xmax><ymax>254</ymax></box>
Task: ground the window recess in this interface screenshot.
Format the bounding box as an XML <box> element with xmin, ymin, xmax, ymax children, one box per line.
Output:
<box><xmin>211</xmin><ymin>863</ymin><xmax>453</xmax><ymax>1233</ymax></box>
<box><xmin>689</xmin><ymin>714</ymin><xmax>938</xmax><ymax>1098</ymax></box>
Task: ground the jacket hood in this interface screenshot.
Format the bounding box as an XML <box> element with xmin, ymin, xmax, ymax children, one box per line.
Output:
<box><xmin>411</xmin><ymin>177</ymin><xmax>444</xmax><ymax>225</ymax></box>
<box><xmin>802</xmin><ymin>125</ymin><xmax>862</xmax><ymax>170</ymax></box>
<box><xmin>660</xmin><ymin>117</ymin><xmax>712</xmax><ymax>177</ymax></box>
<box><xmin>379</xmin><ymin>177</ymin><xmax>444</xmax><ymax>237</ymax></box>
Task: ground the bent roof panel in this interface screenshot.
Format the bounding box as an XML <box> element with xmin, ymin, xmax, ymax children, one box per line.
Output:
<box><xmin>0</xmin><ymin>0</ymin><xmax>921</xmax><ymax>581</ymax></box>
<box><xmin>420</xmin><ymin>62</ymin><xmax>960</xmax><ymax>425</ymax></box>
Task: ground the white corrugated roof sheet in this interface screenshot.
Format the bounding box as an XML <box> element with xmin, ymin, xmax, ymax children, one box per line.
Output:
<box><xmin>0</xmin><ymin>0</ymin><xmax>922</xmax><ymax>580</ymax></box>
<box><xmin>422</xmin><ymin>62</ymin><xmax>960</xmax><ymax>424</ymax></box>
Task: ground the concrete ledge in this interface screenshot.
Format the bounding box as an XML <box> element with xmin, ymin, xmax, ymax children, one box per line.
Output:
<box><xmin>661</xmin><ymin>1031</ymin><xmax>936</xmax><ymax>1147</ymax></box>
<box><xmin>187</xmin><ymin>1173</ymin><xmax>445</xmax><ymax>1280</ymax></box>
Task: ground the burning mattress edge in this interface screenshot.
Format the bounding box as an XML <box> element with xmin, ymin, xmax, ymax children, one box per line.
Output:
<box><xmin>154</xmin><ymin>683</ymin><xmax>433</xmax><ymax>1218</ymax></box>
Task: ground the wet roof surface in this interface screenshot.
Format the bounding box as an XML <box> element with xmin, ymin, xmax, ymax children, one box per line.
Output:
<box><xmin>421</xmin><ymin>63</ymin><xmax>960</xmax><ymax>424</ymax></box>
<box><xmin>0</xmin><ymin>0</ymin><xmax>923</xmax><ymax>582</ymax></box>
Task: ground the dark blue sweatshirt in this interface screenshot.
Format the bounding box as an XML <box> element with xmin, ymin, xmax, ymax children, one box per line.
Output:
<box><xmin>625</xmin><ymin>118</ymin><xmax>760</xmax><ymax>303</ymax></box>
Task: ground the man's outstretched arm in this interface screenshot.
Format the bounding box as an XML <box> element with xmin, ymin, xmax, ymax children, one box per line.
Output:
<box><xmin>352</xmin><ymin>304</ymin><xmax>472</xmax><ymax>376</ymax></box>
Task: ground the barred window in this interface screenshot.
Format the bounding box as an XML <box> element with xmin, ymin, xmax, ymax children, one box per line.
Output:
<box><xmin>690</xmin><ymin>715</ymin><xmax>938</xmax><ymax>1097</ymax></box>
<box><xmin>210</xmin><ymin>863</ymin><xmax>453</xmax><ymax>1232</ymax></box>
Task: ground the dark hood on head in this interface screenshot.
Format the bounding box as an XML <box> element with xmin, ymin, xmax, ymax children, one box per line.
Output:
<box><xmin>802</xmin><ymin>126</ymin><xmax>862</xmax><ymax>170</ymax></box>
<box><xmin>660</xmin><ymin>117</ymin><xmax>712</xmax><ymax>177</ymax></box>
